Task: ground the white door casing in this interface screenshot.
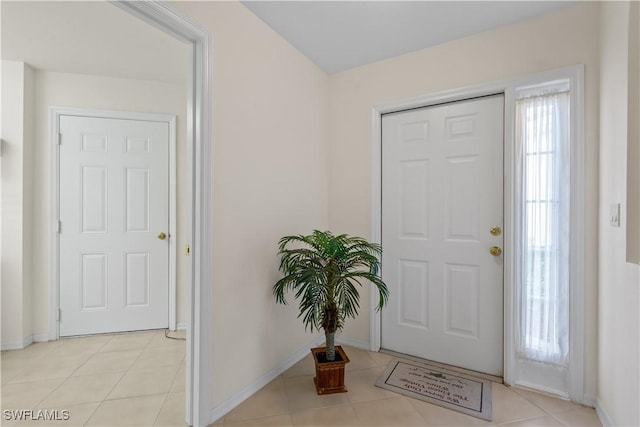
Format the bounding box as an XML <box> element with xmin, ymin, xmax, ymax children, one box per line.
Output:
<box><xmin>381</xmin><ymin>95</ymin><xmax>504</xmax><ymax>376</ymax></box>
<box><xmin>106</xmin><ymin>3</ymin><xmax>213</xmax><ymax>424</ymax></box>
<box><xmin>59</xmin><ymin>114</ymin><xmax>171</xmax><ymax>336</ymax></box>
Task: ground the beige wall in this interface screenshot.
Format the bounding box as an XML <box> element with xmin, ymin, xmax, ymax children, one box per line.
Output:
<box><xmin>598</xmin><ymin>2</ymin><xmax>640</xmax><ymax>425</ymax></box>
<box><xmin>166</xmin><ymin>1</ymin><xmax>330</xmax><ymax>409</ymax></box>
<box><xmin>1</xmin><ymin>60</ymin><xmax>34</xmax><ymax>348</ymax></box>
<box><xmin>327</xmin><ymin>2</ymin><xmax>600</xmax><ymax>400</ymax></box>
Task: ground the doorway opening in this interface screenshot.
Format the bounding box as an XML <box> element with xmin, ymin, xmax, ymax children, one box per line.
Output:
<box><xmin>39</xmin><ymin>2</ymin><xmax>213</xmax><ymax>424</ymax></box>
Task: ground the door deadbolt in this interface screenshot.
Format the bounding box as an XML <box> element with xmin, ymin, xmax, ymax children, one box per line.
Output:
<box><xmin>490</xmin><ymin>226</ymin><xmax>502</xmax><ymax>236</ymax></box>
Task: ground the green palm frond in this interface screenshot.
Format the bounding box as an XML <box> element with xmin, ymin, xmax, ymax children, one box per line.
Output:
<box><xmin>273</xmin><ymin>230</ymin><xmax>389</xmax><ymax>333</ymax></box>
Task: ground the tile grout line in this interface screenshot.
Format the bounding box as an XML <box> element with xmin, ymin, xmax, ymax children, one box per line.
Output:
<box><xmin>34</xmin><ymin>336</ymin><xmax>112</xmax><ymax>426</ymax></box>
<box><xmin>32</xmin><ymin>335</ymin><xmax>115</xmax><ymax>408</ymax></box>
<box><xmin>53</xmin><ymin>332</ymin><xmax>158</xmax><ymax>424</ymax></box>
<box><xmin>101</xmin><ymin>332</ymin><xmax>185</xmax><ymax>425</ymax></box>
<box><xmin>82</xmin><ymin>399</ymin><xmax>103</xmax><ymax>427</ymax></box>
<box><xmin>102</xmin><ymin>331</ymin><xmax>167</xmax><ymax>402</ymax></box>
<box><xmin>61</xmin><ymin>335</ymin><xmax>115</xmax><ymax>379</ymax></box>
<box><xmin>152</xmin><ymin>392</ymin><xmax>171</xmax><ymax>427</ymax></box>
<box><xmin>509</xmin><ymin>385</ymin><xmax>586</xmax><ymax>425</ymax></box>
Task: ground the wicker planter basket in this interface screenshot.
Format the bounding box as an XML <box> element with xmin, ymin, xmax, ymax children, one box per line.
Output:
<box><xmin>311</xmin><ymin>345</ymin><xmax>350</xmax><ymax>395</ymax></box>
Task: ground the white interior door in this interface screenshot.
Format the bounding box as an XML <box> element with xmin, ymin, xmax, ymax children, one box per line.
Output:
<box><xmin>381</xmin><ymin>95</ymin><xmax>504</xmax><ymax>376</ymax></box>
<box><xmin>59</xmin><ymin>115</ymin><xmax>169</xmax><ymax>336</ymax></box>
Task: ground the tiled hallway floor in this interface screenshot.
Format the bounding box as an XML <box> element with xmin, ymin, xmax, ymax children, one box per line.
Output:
<box><xmin>1</xmin><ymin>330</ymin><xmax>186</xmax><ymax>426</ymax></box>
<box><xmin>2</xmin><ymin>335</ymin><xmax>601</xmax><ymax>427</ymax></box>
<box><xmin>212</xmin><ymin>346</ymin><xmax>601</xmax><ymax>427</ymax></box>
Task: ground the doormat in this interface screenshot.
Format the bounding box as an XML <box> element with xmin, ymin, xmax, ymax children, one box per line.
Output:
<box><xmin>375</xmin><ymin>358</ymin><xmax>492</xmax><ymax>421</ymax></box>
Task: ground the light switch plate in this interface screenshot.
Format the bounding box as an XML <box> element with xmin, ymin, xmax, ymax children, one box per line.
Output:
<box><xmin>610</xmin><ymin>203</ymin><xmax>620</xmax><ymax>227</ymax></box>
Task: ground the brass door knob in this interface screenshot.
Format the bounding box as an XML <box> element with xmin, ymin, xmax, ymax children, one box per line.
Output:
<box><xmin>489</xmin><ymin>246</ymin><xmax>502</xmax><ymax>256</ymax></box>
<box><xmin>490</xmin><ymin>226</ymin><xmax>502</xmax><ymax>236</ymax></box>
<box><xmin>157</xmin><ymin>232</ymin><xmax>167</xmax><ymax>240</ymax></box>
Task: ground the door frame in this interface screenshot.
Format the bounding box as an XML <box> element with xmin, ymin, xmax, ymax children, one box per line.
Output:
<box><xmin>370</xmin><ymin>81</ymin><xmax>514</xmax><ymax>356</ymax></box>
<box><xmin>51</xmin><ymin>107</ymin><xmax>178</xmax><ymax>337</ymax></box>
<box><xmin>370</xmin><ymin>66</ymin><xmax>585</xmax><ymax>403</ymax></box>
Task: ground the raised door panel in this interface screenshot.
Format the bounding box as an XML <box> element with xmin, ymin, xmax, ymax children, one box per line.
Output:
<box><xmin>125</xmin><ymin>252</ymin><xmax>150</xmax><ymax>307</ymax></box>
<box><xmin>125</xmin><ymin>168</ymin><xmax>150</xmax><ymax>233</ymax></box>
<box><xmin>444</xmin><ymin>263</ymin><xmax>479</xmax><ymax>338</ymax></box>
<box><xmin>81</xmin><ymin>166</ymin><xmax>108</xmax><ymax>234</ymax></box>
<box><xmin>445</xmin><ymin>157</ymin><xmax>480</xmax><ymax>241</ymax></box>
<box><xmin>81</xmin><ymin>253</ymin><xmax>108</xmax><ymax>311</ymax></box>
<box><xmin>398</xmin><ymin>260</ymin><xmax>429</xmax><ymax>329</ymax></box>
<box><xmin>400</xmin><ymin>161</ymin><xmax>430</xmax><ymax>239</ymax></box>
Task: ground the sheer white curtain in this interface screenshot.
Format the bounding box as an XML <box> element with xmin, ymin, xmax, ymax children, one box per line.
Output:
<box><xmin>515</xmin><ymin>91</ymin><xmax>570</xmax><ymax>367</ymax></box>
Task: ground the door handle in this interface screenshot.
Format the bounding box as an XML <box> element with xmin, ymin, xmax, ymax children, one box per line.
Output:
<box><xmin>489</xmin><ymin>246</ymin><xmax>502</xmax><ymax>256</ymax></box>
<box><xmin>157</xmin><ymin>232</ymin><xmax>167</xmax><ymax>240</ymax></box>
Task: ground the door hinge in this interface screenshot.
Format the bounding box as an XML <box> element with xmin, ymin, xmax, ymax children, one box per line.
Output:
<box><xmin>184</xmin><ymin>245</ymin><xmax>191</xmax><ymax>256</ymax></box>
<box><xmin>56</xmin><ymin>220</ymin><xmax>61</xmax><ymax>233</ymax></box>
<box><xmin>56</xmin><ymin>308</ymin><xmax>61</xmax><ymax>322</ymax></box>
<box><xmin>57</xmin><ymin>132</ymin><xmax>62</xmax><ymax>145</ymax></box>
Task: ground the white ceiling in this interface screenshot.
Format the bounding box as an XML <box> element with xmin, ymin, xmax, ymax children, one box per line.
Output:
<box><xmin>1</xmin><ymin>1</ymin><xmax>188</xmax><ymax>84</ymax></box>
<box><xmin>241</xmin><ymin>1</ymin><xmax>573</xmax><ymax>74</ymax></box>
<box><xmin>1</xmin><ymin>1</ymin><xmax>573</xmax><ymax>82</ymax></box>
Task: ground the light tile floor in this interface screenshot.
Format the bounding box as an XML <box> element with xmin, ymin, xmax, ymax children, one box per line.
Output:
<box><xmin>2</xmin><ymin>336</ymin><xmax>601</xmax><ymax>427</ymax></box>
<box><xmin>1</xmin><ymin>329</ymin><xmax>186</xmax><ymax>426</ymax></box>
<box><xmin>212</xmin><ymin>346</ymin><xmax>601</xmax><ymax>427</ymax></box>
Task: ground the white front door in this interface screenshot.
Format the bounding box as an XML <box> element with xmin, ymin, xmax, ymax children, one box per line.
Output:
<box><xmin>59</xmin><ymin>115</ymin><xmax>170</xmax><ymax>336</ymax></box>
<box><xmin>381</xmin><ymin>95</ymin><xmax>504</xmax><ymax>376</ymax></box>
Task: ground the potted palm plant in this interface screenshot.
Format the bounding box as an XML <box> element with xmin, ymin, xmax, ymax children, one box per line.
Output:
<box><xmin>273</xmin><ymin>230</ymin><xmax>389</xmax><ymax>394</ymax></box>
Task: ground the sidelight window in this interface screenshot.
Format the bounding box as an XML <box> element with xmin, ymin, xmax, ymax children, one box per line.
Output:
<box><xmin>515</xmin><ymin>85</ymin><xmax>570</xmax><ymax>367</ymax></box>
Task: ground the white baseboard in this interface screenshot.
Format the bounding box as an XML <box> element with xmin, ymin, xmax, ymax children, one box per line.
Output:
<box><xmin>512</xmin><ymin>380</ymin><xmax>569</xmax><ymax>400</ymax></box>
<box><xmin>336</xmin><ymin>335</ymin><xmax>370</xmax><ymax>351</ymax></box>
<box><xmin>1</xmin><ymin>332</ymin><xmax>52</xmax><ymax>350</ymax></box>
<box><xmin>208</xmin><ymin>334</ymin><xmax>324</xmax><ymax>425</ymax></box>
<box><xmin>176</xmin><ymin>322</ymin><xmax>187</xmax><ymax>331</ymax></box>
<box><xmin>33</xmin><ymin>333</ymin><xmax>50</xmax><ymax>343</ymax></box>
<box><xmin>595</xmin><ymin>398</ymin><xmax>614</xmax><ymax>427</ymax></box>
<box><xmin>1</xmin><ymin>335</ymin><xmax>33</xmax><ymax>350</ymax></box>
<box><xmin>583</xmin><ymin>393</ymin><xmax>596</xmax><ymax>408</ymax></box>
